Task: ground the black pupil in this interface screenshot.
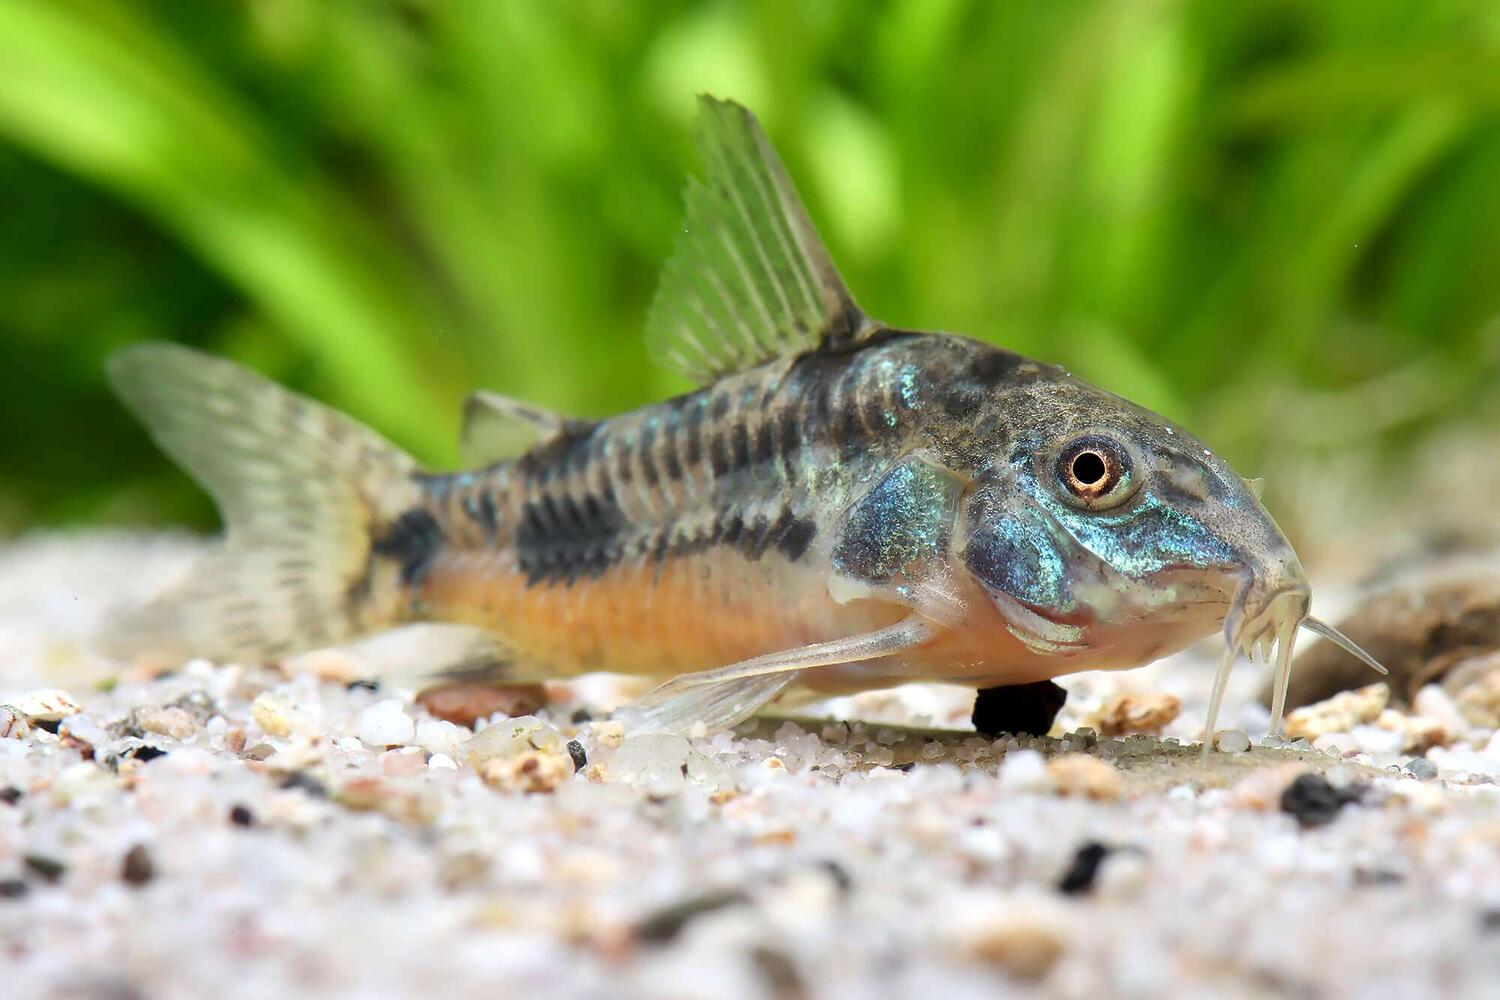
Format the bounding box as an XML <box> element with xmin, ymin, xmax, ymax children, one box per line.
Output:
<box><xmin>1072</xmin><ymin>451</ymin><xmax>1107</xmax><ymax>486</ymax></box>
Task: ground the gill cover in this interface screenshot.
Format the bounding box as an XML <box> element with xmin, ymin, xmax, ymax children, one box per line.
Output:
<box><xmin>961</xmin><ymin>482</ymin><xmax>1090</xmax><ymax>654</ymax></box>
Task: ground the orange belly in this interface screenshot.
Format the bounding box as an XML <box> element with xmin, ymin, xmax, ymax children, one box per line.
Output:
<box><xmin>417</xmin><ymin>547</ymin><xmax>905</xmax><ymax>678</ymax></box>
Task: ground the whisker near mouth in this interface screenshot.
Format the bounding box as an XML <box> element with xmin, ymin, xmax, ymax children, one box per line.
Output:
<box><xmin>1202</xmin><ymin>584</ymin><xmax>1309</xmax><ymax>757</ymax></box>
<box><xmin>1299</xmin><ymin>616</ymin><xmax>1389</xmax><ymax>676</ymax></box>
<box><xmin>1201</xmin><ymin>591</ymin><xmax>1392</xmax><ymax>755</ymax></box>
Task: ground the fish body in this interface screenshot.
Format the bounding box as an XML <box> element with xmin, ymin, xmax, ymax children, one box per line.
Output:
<box><xmin>107</xmin><ymin>98</ymin><xmax>1383</xmax><ymax>738</ymax></box>
<box><xmin>412</xmin><ymin>333</ymin><xmax>1227</xmax><ymax>690</ymax></box>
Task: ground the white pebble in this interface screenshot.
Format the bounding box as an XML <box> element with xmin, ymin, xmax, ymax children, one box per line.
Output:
<box><xmin>997</xmin><ymin>749</ymin><xmax>1049</xmax><ymax>793</ymax></box>
<box><xmin>1215</xmin><ymin>729</ymin><xmax>1250</xmax><ymax>753</ymax></box>
<box><xmin>10</xmin><ymin>688</ymin><xmax>81</xmax><ymax>723</ymax></box>
<box><xmin>428</xmin><ymin>753</ymin><xmax>459</xmax><ymax>771</ymax></box>
<box><xmin>610</xmin><ymin>734</ymin><xmax>691</xmax><ymax>793</ymax></box>
<box><xmin>415</xmin><ymin>717</ymin><xmax>468</xmax><ymax>758</ymax></box>
<box><xmin>1434</xmin><ymin>748</ymin><xmax>1500</xmax><ymax>780</ymax></box>
<box><xmin>1351</xmin><ymin>724</ymin><xmax>1404</xmax><ymax>757</ymax></box>
<box><xmin>1414</xmin><ymin>685</ymin><xmax>1469</xmax><ymax>738</ymax></box>
<box><xmin>357</xmin><ymin>699</ymin><xmax>414</xmax><ymax>748</ymax></box>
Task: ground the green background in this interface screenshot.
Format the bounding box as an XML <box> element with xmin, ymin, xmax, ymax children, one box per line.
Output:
<box><xmin>2</xmin><ymin>0</ymin><xmax>1497</xmax><ymax>538</ymax></box>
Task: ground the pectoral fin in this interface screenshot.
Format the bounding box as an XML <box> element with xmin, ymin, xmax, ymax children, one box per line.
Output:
<box><xmin>620</xmin><ymin>615</ymin><xmax>934</xmax><ymax>735</ymax></box>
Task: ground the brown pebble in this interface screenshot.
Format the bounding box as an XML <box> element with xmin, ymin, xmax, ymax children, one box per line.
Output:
<box><xmin>1094</xmin><ymin>692</ymin><xmax>1180</xmax><ymax>737</ymax></box>
<box><xmin>1046</xmin><ymin>754</ymin><xmax>1122</xmax><ymax>801</ymax></box>
<box><xmin>24</xmin><ymin>854</ymin><xmax>66</xmax><ymax>883</ymax></box>
<box><xmin>121</xmin><ymin>845</ymin><xmax>155</xmax><ymax>886</ymax></box>
<box><xmin>0</xmin><ymin>706</ymin><xmax>30</xmax><ymax>740</ymax></box>
<box><xmin>418</xmin><ymin>683</ymin><xmax>546</xmax><ymax>727</ymax></box>
<box><xmin>1284</xmin><ymin>683</ymin><xmax>1389</xmax><ymax>740</ymax></box>
<box><xmin>224</xmin><ymin>729</ymin><xmax>247</xmax><ymax>755</ymax></box>
<box><xmin>240</xmin><ymin>743</ymin><xmax>276</xmax><ymax>762</ymax></box>
<box><xmin>961</xmin><ymin>907</ymin><xmax>1066</xmax><ymax>981</ymax></box>
<box><xmin>133</xmin><ymin>705</ymin><xmax>196</xmax><ymax>740</ymax></box>
<box><xmin>478</xmin><ymin>750</ymin><xmax>572</xmax><ymax>794</ymax></box>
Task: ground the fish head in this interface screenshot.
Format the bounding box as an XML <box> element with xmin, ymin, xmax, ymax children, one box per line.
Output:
<box><xmin>957</xmin><ymin>371</ymin><xmax>1309</xmax><ymax>669</ymax></box>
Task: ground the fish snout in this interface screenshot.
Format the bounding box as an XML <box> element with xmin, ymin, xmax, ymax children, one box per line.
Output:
<box><xmin>1224</xmin><ymin>548</ymin><xmax>1311</xmax><ymax>655</ymax></box>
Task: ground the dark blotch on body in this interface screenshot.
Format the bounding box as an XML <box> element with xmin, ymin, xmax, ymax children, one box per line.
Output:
<box><xmin>517</xmin><ymin>487</ymin><xmax>626</xmax><ymax>585</ymax></box>
<box><xmin>372</xmin><ymin>507</ymin><xmax>445</xmax><ymax>587</ymax></box>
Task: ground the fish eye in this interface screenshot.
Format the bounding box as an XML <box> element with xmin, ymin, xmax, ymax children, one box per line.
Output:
<box><xmin>1055</xmin><ymin>435</ymin><xmax>1135</xmax><ymax>510</ymax></box>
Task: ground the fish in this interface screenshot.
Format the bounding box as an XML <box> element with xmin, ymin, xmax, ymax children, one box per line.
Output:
<box><xmin>104</xmin><ymin>96</ymin><xmax>1385</xmax><ymax>747</ymax></box>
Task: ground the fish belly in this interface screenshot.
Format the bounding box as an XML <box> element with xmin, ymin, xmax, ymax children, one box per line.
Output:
<box><xmin>417</xmin><ymin>545</ymin><xmax>905</xmax><ymax>679</ymax></box>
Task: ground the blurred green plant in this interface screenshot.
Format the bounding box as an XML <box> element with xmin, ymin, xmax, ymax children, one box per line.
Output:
<box><xmin>0</xmin><ymin>0</ymin><xmax>1497</xmax><ymax>538</ymax></box>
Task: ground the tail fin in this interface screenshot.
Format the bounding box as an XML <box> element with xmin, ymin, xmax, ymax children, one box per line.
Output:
<box><xmin>105</xmin><ymin>343</ymin><xmax>427</xmax><ymax>665</ymax></box>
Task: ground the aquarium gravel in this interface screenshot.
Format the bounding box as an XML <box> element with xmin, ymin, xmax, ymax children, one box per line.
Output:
<box><xmin>2</xmin><ymin>533</ymin><xmax>1499</xmax><ymax>999</ymax></box>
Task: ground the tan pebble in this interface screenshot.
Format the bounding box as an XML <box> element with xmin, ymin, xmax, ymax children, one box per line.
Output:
<box><xmin>380</xmin><ymin>748</ymin><xmax>427</xmax><ymax>777</ymax></box>
<box><xmin>418</xmin><ymin>683</ymin><xmax>545</xmax><ymax>728</ymax></box>
<box><xmin>1094</xmin><ymin>692</ymin><xmax>1180</xmax><ymax>736</ymax></box>
<box><xmin>250</xmin><ymin>693</ymin><xmax>293</xmax><ymax>737</ymax></box>
<box><xmin>1284</xmin><ymin>683</ymin><xmax>1389</xmax><ymax>740</ymax></box>
<box><xmin>709</xmin><ymin>788</ymin><xmax>740</xmax><ymax>805</ymax></box>
<box><xmin>134</xmin><ymin>705</ymin><xmax>196</xmax><ymax>740</ymax></box>
<box><xmin>11</xmin><ymin>688</ymin><xmax>81</xmax><ymax>723</ymax></box>
<box><xmin>592</xmin><ymin>720</ymin><xmax>626</xmax><ymax>749</ymax></box>
<box><xmin>1228</xmin><ymin>763</ymin><xmax>1308</xmax><ymax>811</ymax></box>
<box><xmin>1374</xmin><ymin>709</ymin><xmax>1449</xmax><ymax>753</ymax></box>
<box><xmin>1414</xmin><ymin>684</ymin><xmax>1470</xmax><ymax>738</ymax></box>
<box><xmin>763</xmin><ymin>756</ymin><xmax>787</xmax><ymax>771</ymax></box>
<box><xmin>282</xmin><ymin>648</ymin><xmax>369</xmax><ymax>683</ymax></box>
<box><xmin>754</xmin><ymin>828</ymin><xmax>797</xmax><ymax>845</ymax></box>
<box><xmin>961</xmin><ymin>908</ymin><xmax>1066</xmax><ymax>981</ymax></box>
<box><xmin>583</xmin><ymin>763</ymin><xmax>608</xmax><ymax>783</ymax></box>
<box><xmin>1453</xmin><ymin>668</ymin><xmax>1500</xmax><ymax>729</ymax></box>
<box><xmin>478</xmin><ymin>750</ymin><xmax>572</xmax><ymax>794</ymax></box>
<box><xmin>1046</xmin><ymin>753</ymin><xmax>1122</xmax><ymax>801</ymax></box>
<box><xmin>0</xmin><ymin>706</ymin><xmax>30</xmax><ymax>740</ymax></box>
<box><xmin>240</xmin><ymin>742</ymin><xmax>276</xmax><ymax>762</ymax></box>
<box><xmin>336</xmin><ymin>777</ymin><xmax>441</xmax><ymax>823</ymax></box>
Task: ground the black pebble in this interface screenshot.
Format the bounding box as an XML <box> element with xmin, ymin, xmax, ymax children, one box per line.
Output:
<box><xmin>121</xmin><ymin>845</ymin><xmax>155</xmax><ymax>886</ymax></box>
<box><xmin>818</xmin><ymin>859</ymin><xmax>853</xmax><ymax>894</ymax></box>
<box><xmin>566</xmin><ymin>740</ymin><xmax>588</xmax><ymax>772</ymax></box>
<box><xmin>32</xmin><ymin>719</ymin><xmax>61</xmax><ymax>735</ymax></box>
<box><xmin>972</xmin><ymin>680</ymin><xmax>1067</xmax><ymax>737</ymax></box>
<box><xmin>0</xmin><ymin>786</ymin><xmax>21</xmax><ymax>805</ymax></box>
<box><xmin>278</xmin><ymin>771</ymin><xmax>328</xmax><ymax>798</ymax></box>
<box><xmin>1481</xmin><ymin>908</ymin><xmax>1500</xmax><ymax>933</ymax></box>
<box><xmin>346</xmin><ymin>679</ymin><xmax>381</xmax><ymax>692</ymax></box>
<box><xmin>570</xmin><ymin>708</ymin><xmax>593</xmax><ymax>724</ymax></box>
<box><xmin>228</xmin><ymin>804</ymin><xmax>256</xmax><ymax>828</ymax></box>
<box><xmin>0</xmin><ymin>879</ymin><xmax>28</xmax><ymax>900</ymax></box>
<box><xmin>130</xmin><ymin>746</ymin><xmax>168</xmax><ymax>763</ymax></box>
<box><xmin>890</xmin><ymin>761</ymin><xmax>916</xmax><ymax>773</ymax></box>
<box><xmin>23</xmin><ymin>854</ymin><xmax>66</xmax><ymax>884</ymax></box>
<box><xmin>1280</xmin><ymin>774</ymin><xmax>1362</xmax><ymax>828</ymax></box>
<box><xmin>1057</xmin><ymin>841</ymin><xmax>1112</xmax><ymax>895</ymax></box>
<box><xmin>634</xmin><ymin>889</ymin><xmax>750</xmax><ymax>945</ymax></box>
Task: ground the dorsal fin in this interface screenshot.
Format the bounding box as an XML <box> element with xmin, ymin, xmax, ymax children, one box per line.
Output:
<box><xmin>646</xmin><ymin>96</ymin><xmax>869</xmax><ymax>385</ymax></box>
<box><xmin>460</xmin><ymin>391</ymin><xmax>588</xmax><ymax>466</ymax></box>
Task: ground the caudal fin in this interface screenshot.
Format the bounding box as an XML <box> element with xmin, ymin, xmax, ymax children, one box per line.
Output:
<box><xmin>105</xmin><ymin>343</ymin><xmax>427</xmax><ymax>665</ymax></box>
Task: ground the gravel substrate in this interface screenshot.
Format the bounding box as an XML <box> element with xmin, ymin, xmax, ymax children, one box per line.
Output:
<box><xmin>2</xmin><ymin>533</ymin><xmax>1499</xmax><ymax>999</ymax></box>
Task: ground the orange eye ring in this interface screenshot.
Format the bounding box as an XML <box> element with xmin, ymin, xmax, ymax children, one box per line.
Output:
<box><xmin>1056</xmin><ymin>436</ymin><xmax>1133</xmax><ymax>509</ymax></box>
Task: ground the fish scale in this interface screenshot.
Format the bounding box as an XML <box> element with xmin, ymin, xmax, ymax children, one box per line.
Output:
<box><xmin>103</xmin><ymin>96</ymin><xmax>1388</xmax><ymax>741</ymax></box>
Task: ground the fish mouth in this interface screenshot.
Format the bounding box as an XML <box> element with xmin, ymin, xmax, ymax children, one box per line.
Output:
<box><xmin>1199</xmin><ymin>573</ymin><xmax>1388</xmax><ymax>756</ymax></box>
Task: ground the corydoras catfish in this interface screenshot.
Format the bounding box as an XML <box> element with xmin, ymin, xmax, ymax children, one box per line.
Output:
<box><xmin>106</xmin><ymin>97</ymin><xmax>1384</xmax><ymax>746</ymax></box>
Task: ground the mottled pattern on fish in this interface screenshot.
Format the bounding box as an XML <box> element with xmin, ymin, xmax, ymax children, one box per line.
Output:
<box><xmin>399</xmin><ymin>333</ymin><xmax>1035</xmax><ymax>678</ymax></box>
<box><xmin>104</xmin><ymin>96</ymin><xmax>1388</xmax><ymax>740</ymax></box>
